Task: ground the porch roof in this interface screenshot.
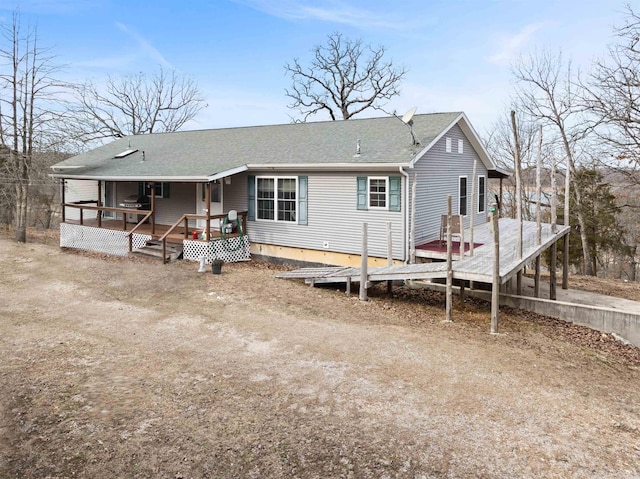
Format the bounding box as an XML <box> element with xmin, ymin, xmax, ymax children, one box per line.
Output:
<box><xmin>51</xmin><ymin>112</ymin><xmax>501</xmax><ymax>181</ymax></box>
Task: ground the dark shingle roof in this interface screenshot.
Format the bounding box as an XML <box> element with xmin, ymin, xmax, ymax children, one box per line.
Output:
<box><xmin>51</xmin><ymin>112</ymin><xmax>469</xmax><ymax>180</ymax></box>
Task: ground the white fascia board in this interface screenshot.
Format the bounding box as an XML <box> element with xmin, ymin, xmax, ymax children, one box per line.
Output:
<box><xmin>206</xmin><ymin>165</ymin><xmax>249</xmax><ymax>182</ymax></box>
<box><xmin>246</xmin><ymin>162</ymin><xmax>409</xmax><ymax>171</ymax></box>
<box><xmin>50</xmin><ymin>165</ymin><xmax>86</xmax><ymax>170</ymax></box>
<box><xmin>48</xmin><ymin>174</ymin><xmax>209</xmax><ymax>182</ymax></box>
<box><xmin>457</xmin><ymin>112</ymin><xmax>498</xmax><ymax>170</ymax></box>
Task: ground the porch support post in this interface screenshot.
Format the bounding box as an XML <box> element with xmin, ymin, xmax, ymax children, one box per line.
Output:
<box><xmin>205</xmin><ymin>182</ymin><xmax>211</xmax><ymax>241</ymax></box>
<box><xmin>97</xmin><ymin>181</ymin><xmax>102</xmax><ymax>228</ymax></box>
<box><xmin>149</xmin><ymin>182</ymin><xmax>156</xmax><ymax>235</ymax></box>
<box><xmin>60</xmin><ymin>178</ymin><xmax>66</xmax><ymax>223</ymax></box>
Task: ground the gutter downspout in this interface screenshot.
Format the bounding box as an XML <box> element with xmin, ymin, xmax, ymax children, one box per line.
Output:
<box><xmin>399</xmin><ymin>166</ymin><xmax>411</xmax><ymax>264</ymax></box>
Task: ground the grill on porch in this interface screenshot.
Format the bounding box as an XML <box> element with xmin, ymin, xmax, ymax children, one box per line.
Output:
<box><xmin>119</xmin><ymin>194</ymin><xmax>151</xmax><ymax>223</ymax></box>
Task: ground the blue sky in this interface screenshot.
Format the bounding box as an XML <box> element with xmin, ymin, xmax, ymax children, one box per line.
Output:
<box><xmin>0</xmin><ymin>0</ymin><xmax>629</xmax><ymax>135</ymax></box>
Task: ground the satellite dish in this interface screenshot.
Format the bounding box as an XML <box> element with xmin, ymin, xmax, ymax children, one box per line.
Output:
<box><xmin>401</xmin><ymin>107</ymin><xmax>417</xmax><ymax>125</ymax></box>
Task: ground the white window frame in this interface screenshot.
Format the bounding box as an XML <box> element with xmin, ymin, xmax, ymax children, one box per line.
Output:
<box><xmin>445</xmin><ymin>137</ymin><xmax>452</xmax><ymax>153</ymax></box>
<box><xmin>477</xmin><ymin>175</ymin><xmax>486</xmax><ymax>213</ymax></box>
<box><xmin>368</xmin><ymin>176</ymin><xmax>389</xmax><ymax>210</ymax></box>
<box><xmin>145</xmin><ymin>182</ymin><xmax>166</xmax><ymax>198</ymax></box>
<box><xmin>458</xmin><ymin>138</ymin><xmax>464</xmax><ymax>154</ymax></box>
<box><xmin>458</xmin><ymin>176</ymin><xmax>468</xmax><ymax>216</ymax></box>
<box><xmin>255</xmin><ymin>176</ymin><xmax>298</xmax><ymax>223</ymax></box>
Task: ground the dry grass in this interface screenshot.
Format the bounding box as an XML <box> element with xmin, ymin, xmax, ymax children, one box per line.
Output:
<box><xmin>1</xmin><ymin>233</ymin><xmax>640</xmax><ymax>478</ymax></box>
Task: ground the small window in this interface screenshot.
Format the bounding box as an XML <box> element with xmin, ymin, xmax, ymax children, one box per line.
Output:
<box><xmin>458</xmin><ymin>139</ymin><xmax>464</xmax><ymax>154</ymax></box>
<box><xmin>368</xmin><ymin>177</ymin><xmax>388</xmax><ymax>208</ymax></box>
<box><xmin>478</xmin><ymin>175</ymin><xmax>486</xmax><ymax>213</ymax></box>
<box><xmin>459</xmin><ymin>176</ymin><xmax>468</xmax><ymax>216</ymax></box>
<box><xmin>201</xmin><ymin>181</ymin><xmax>221</xmax><ymax>202</ymax></box>
<box><xmin>144</xmin><ymin>182</ymin><xmax>168</xmax><ymax>198</ymax></box>
<box><xmin>445</xmin><ymin>137</ymin><xmax>452</xmax><ymax>153</ymax></box>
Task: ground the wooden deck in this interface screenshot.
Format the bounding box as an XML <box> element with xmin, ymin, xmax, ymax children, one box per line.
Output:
<box><xmin>277</xmin><ymin>218</ymin><xmax>570</xmax><ymax>286</ymax></box>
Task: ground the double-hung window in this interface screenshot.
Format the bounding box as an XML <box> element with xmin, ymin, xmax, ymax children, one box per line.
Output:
<box><xmin>478</xmin><ymin>175</ymin><xmax>486</xmax><ymax>213</ymax></box>
<box><xmin>368</xmin><ymin>177</ymin><xmax>388</xmax><ymax>208</ymax></box>
<box><xmin>256</xmin><ymin>177</ymin><xmax>297</xmax><ymax>222</ymax></box>
<box><xmin>459</xmin><ymin>176</ymin><xmax>468</xmax><ymax>216</ymax></box>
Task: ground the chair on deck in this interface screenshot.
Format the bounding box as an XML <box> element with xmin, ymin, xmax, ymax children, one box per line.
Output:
<box><xmin>439</xmin><ymin>214</ymin><xmax>463</xmax><ymax>247</ymax></box>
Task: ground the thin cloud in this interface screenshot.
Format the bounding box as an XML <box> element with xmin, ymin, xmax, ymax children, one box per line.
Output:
<box><xmin>236</xmin><ymin>0</ymin><xmax>419</xmax><ymax>30</ymax></box>
<box><xmin>116</xmin><ymin>22</ymin><xmax>173</xmax><ymax>69</ymax></box>
<box><xmin>488</xmin><ymin>21</ymin><xmax>553</xmax><ymax>66</ymax></box>
<box><xmin>0</xmin><ymin>0</ymin><xmax>101</xmax><ymax>14</ymax></box>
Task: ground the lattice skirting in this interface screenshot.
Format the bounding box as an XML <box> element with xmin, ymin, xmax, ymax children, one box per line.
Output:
<box><xmin>183</xmin><ymin>236</ymin><xmax>251</xmax><ymax>263</ymax></box>
<box><xmin>60</xmin><ymin>223</ymin><xmax>151</xmax><ymax>257</ymax></box>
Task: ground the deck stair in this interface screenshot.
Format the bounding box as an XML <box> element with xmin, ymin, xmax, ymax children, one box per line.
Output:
<box><xmin>131</xmin><ymin>240</ymin><xmax>183</xmax><ymax>262</ymax></box>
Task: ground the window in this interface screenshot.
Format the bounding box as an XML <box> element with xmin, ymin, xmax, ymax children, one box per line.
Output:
<box><xmin>201</xmin><ymin>181</ymin><xmax>221</xmax><ymax>202</ymax></box>
<box><xmin>458</xmin><ymin>139</ymin><xmax>464</xmax><ymax>154</ymax></box>
<box><xmin>478</xmin><ymin>175</ymin><xmax>486</xmax><ymax>213</ymax></box>
<box><xmin>459</xmin><ymin>176</ymin><xmax>468</xmax><ymax>216</ymax></box>
<box><xmin>357</xmin><ymin>176</ymin><xmax>401</xmax><ymax>211</ymax></box>
<box><xmin>369</xmin><ymin>177</ymin><xmax>387</xmax><ymax>208</ymax></box>
<box><xmin>141</xmin><ymin>182</ymin><xmax>169</xmax><ymax>198</ymax></box>
<box><xmin>445</xmin><ymin>137</ymin><xmax>452</xmax><ymax>153</ymax></box>
<box><xmin>278</xmin><ymin>178</ymin><xmax>297</xmax><ymax>221</ymax></box>
<box><xmin>256</xmin><ymin>176</ymin><xmax>297</xmax><ymax>222</ymax></box>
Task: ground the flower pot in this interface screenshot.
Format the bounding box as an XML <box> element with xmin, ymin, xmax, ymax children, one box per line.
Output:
<box><xmin>211</xmin><ymin>262</ymin><xmax>222</xmax><ymax>274</ymax></box>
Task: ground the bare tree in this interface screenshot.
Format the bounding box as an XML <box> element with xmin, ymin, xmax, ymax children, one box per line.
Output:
<box><xmin>0</xmin><ymin>12</ymin><xmax>64</xmax><ymax>242</ymax></box>
<box><xmin>513</xmin><ymin>50</ymin><xmax>595</xmax><ymax>275</ymax></box>
<box><xmin>284</xmin><ymin>32</ymin><xmax>407</xmax><ymax>121</ymax></box>
<box><xmin>485</xmin><ymin>108</ymin><xmax>542</xmax><ymax>220</ymax></box>
<box><xmin>583</xmin><ymin>5</ymin><xmax>640</xmax><ymax>170</ymax></box>
<box><xmin>68</xmin><ymin>67</ymin><xmax>207</xmax><ymax>143</ymax></box>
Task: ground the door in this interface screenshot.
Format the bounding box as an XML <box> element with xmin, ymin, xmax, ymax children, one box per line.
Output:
<box><xmin>103</xmin><ymin>181</ymin><xmax>116</xmax><ymax>218</ymax></box>
<box><xmin>196</xmin><ymin>181</ymin><xmax>223</xmax><ymax>230</ymax></box>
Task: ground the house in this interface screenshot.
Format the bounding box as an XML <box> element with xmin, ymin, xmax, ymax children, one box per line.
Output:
<box><xmin>50</xmin><ymin>111</ymin><xmax>508</xmax><ymax>265</ymax></box>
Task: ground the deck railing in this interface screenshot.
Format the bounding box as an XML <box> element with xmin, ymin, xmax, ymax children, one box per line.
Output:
<box><xmin>64</xmin><ymin>202</ymin><xmax>153</xmax><ymax>232</ymax></box>
<box><xmin>158</xmin><ymin>211</ymin><xmax>248</xmax><ymax>264</ymax></box>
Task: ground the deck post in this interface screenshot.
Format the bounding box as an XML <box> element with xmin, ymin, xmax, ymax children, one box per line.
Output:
<box><xmin>563</xmin><ymin>236</ymin><xmax>569</xmax><ymax>290</ymax></box>
<box><xmin>149</xmin><ymin>183</ymin><xmax>156</xmax><ymax>235</ymax></box>
<box><xmin>184</xmin><ymin>217</ymin><xmax>189</xmax><ymax>239</ymax></box>
<box><xmin>97</xmin><ymin>181</ymin><xmax>102</xmax><ymax>228</ymax></box>
<box><xmin>409</xmin><ymin>174</ymin><xmax>417</xmax><ymax>264</ymax></box>
<box><xmin>360</xmin><ymin>223</ymin><xmax>368</xmax><ymax>302</ymax></box>
<box><xmin>60</xmin><ymin>179</ymin><xmax>66</xmax><ymax>223</ymax></box>
<box><xmin>469</xmin><ymin>159</ymin><xmax>477</xmax><ymax>257</ymax></box>
<box><xmin>205</xmin><ymin>182</ymin><xmax>211</xmax><ymax>241</ymax></box>
<box><xmin>346</xmin><ymin>277</ymin><xmax>351</xmax><ymax>297</ymax></box>
<box><xmin>386</xmin><ymin>221</ymin><xmax>393</xmax><ymax>296</ymax></box>
<box><xmin>491</xmin><ymin>204</ymin><xmax>500</xmax><ymax>334</ymax></box>
<box><xmin>550</xmin><ymin>243</ymin><xmax>557</xmax><ymax>300</ymax></box>
<box><xmin>446</xmin><ymin>196</ymin><xmax>453</xmax><ymax>322</ymax></box>
<box><xmin>534</xmin><ymin>255</ymin><xmax>541</xmax><ymax>298</ymax></box>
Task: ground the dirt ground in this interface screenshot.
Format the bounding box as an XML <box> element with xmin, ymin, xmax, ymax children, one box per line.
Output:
<box><xmin>1</xmin><ymin>233</ymin><xmax>640</xmax><ymax>478</ymax></box>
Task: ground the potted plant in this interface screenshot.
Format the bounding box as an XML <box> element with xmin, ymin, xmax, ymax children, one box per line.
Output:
<box><xmin>211</xmin><ymin>258</ymin><xmax>224</xmax><ymax>274</ymax></box>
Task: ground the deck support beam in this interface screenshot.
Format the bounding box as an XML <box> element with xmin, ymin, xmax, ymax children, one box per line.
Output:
<box><xmin>491</xmin><ymin>205</ymin><xmax>500</xmax><ymax>334</ymax></box>
<box><xmin>446</xmin><ymin>196</ymin><xmax>453</xmax><ymax>322</ymax></box>
<box><xmin>359</xmin><ymin>223</ymin><xmax>368</xmax><ymax>302</ymax></box>
<box><xmin>550</xmin><ymin>243</ymin><xmax>557</xmax><ymax>300</ymax></box>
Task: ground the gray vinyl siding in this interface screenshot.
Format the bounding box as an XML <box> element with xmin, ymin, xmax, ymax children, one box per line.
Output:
<box><xmin>115</xmin><ymin>182</ymin><xmax>197</xmax><ymax>226</ymax></box>
<box><xmin>65</xmin><ymin>180</ymin><xmax>98</xmax><ymax>220</ymax></box>
<box><xmin>412</xmin><ymin>124</ymin><xmax>489</xmax><ymax>245</ymax></box>
<box><xmin>241</xmin><ymin>170</ymin><xmax>405</xmax><ymax>260</ymax></box>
